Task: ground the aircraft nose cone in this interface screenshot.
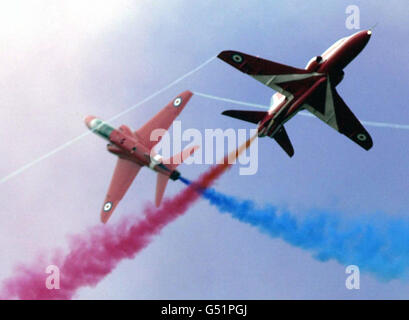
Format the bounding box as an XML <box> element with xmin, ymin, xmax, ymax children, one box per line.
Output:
<box><xmin>358</xmin><ymin>29</ymin><xmax>372</xmax><ymax>42</ymax></box>
<box><xmin>349</xmin><ymin>30</ymin><xmax>371</xmax><ymax>52</ymax></box>
<box><xmin>84</xmin><ymin>115</ymin><xmax>96</xmax><ymax>129</ymax></box>
<box><xmin>362</xmin><ymin>29</ymin><xmax>372</xmax><ymax>41</ymax></box>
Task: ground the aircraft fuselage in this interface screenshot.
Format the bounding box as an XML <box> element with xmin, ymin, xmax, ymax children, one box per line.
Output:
<box><xmin>84</xmin><ymin>117</ymin><xmax>180</xmax><ymax>180</ymax></box>
<box><xmin>258</xmin><ymin>30</ymin><xmax>372</xmax><ymax>138</ymax></box>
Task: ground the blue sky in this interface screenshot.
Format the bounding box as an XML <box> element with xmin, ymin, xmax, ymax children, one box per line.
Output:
<box><xmin>0</xmin><ymin>0</ymin><xmax>409</xmax><ymax>299</ymax></box>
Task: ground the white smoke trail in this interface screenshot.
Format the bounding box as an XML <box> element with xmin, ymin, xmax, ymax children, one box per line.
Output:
<box><xmin>194</xmin><ymin>91</ymin><xmax>409</xmax><ymax>130</ymax></box>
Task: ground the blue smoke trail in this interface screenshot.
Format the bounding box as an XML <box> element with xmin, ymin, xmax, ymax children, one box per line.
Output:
<box><xmin>179</xmin><ymin>176</ymin><xmax>409</xmax><ymax>280</ymax></box>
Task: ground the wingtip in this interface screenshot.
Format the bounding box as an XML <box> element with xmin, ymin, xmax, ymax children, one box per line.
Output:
<box><xmin>100</xmin><ymin>213</ymin><xmax>110</xmax><ymax>224</ymax></box>
<box><xmin>155</xmin><ymin>192</ymin><xmax>163</xmax><ymax>207</ymax></box>
<box><xmin>100</xmin><ymin>202</ymin><xmax>115</xmax><ymax>224</ymax></box>
<box><xmin>217</xmin><ymin>51</ymin><xmax>226</xmax><ymax>59</ymax></box>
<box><xmin>174</xmin><ymin>90</ymin><xmax>194</xmax><ymax>105</ymax></box>
<box><xmin>218</xmin><ymin>50</ymin><xmax>245</xmax><ymax>63</ymax></box>
<box><xmin>365</xmin><ymin>140</ymin><xmax>373</xmax><ymax>151</ymax></box>
<box><xmin>169</xmin><ymin>91</ymin><xmax>194</xmax><ymax>109</ymax></box>
<box><xmin>217</xmin><ymin>50</ymin><xmax>233</xmax><ymax>59</ymax></box>
<box><xmin>180</xmin><ymin>90</ymin><xmax>194</xmax><ymax>98</ymax></box>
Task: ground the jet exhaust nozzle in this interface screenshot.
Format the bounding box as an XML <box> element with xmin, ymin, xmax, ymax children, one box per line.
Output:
<box><xmin>170</xmin><ymin>170</ymin><xmax>181</xmax><ymax>181</ymax></box>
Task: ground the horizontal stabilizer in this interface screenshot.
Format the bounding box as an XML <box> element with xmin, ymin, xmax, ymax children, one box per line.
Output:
<box><xmin>155</xmin><ymin>145</ymin><xmax>199</xmax><ymax>207</ymax></box>
<box><xmin>273</xmin><ymin>126</ymin><xmax>294</xmax><ymax>157</ymax></box>
<box><xmin>222</xmin><ymin>110</ymin><xmax>267</xmax><ymax>124</ymax></box>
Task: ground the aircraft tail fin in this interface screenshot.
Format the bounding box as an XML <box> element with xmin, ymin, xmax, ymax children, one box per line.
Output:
<box><xmin>155</xmin><ymin>145</ymin><xmax>199</xmax><ymax>206</ymax></box>
<box><xmin>222</xmin><ymin>110</ymin><xmax>267</xmax><ymax>124</ymax></box>
<box><xmin>272</xmin><ymin>126</ymin><xmax>294</xmax><ymax>157</ymax></box>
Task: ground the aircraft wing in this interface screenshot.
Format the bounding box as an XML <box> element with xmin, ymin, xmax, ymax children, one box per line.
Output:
<box><xmin>303</xmin><ymin>78</ymin><xmax>373</xmax><ymax>150</ymax></box>
<box><xmin>217</xmin><ymin>50</ymin><xmax>323</xmax><ymax>98</ymax></box>
<box><xmin>100</xmin><ymin>158</ymin><xmax>141</xmax><ymax>223</ymax></box>
<box><xmin>134</xmin><ymin>91</ymin><xmax>194</xmax><ymax>150</ymax></box>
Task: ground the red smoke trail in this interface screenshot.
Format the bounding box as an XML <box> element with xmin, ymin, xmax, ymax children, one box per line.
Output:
<box><xmin>0</xmin><ymin>135</ymin><xmax>256</xmax><ymax>300</ymax></box>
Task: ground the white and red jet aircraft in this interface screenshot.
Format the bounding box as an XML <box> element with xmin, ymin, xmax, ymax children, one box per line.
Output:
<box><xmin>85</xmin><ymin>91</ymin><xmax>197</xmax><ymax>223</ymax></box>
<box><xmin>218</xmin><ymin>30</ymin><xmax>373</xmax><ymax>157</ymax></box>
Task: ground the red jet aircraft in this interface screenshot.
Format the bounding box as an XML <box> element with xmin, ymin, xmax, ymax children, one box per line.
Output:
<box><xmin>218</xmin><ymin>30</ymin><xmax>373</xmax><ymax>157</ymax></box>
<box><xmin>85</xmin><ymin>91</ymin><xmax>197</xmax><ymax>223</ymax></box>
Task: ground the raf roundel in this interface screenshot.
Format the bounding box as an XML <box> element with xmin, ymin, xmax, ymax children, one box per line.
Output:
<box><xmin>357</xmin><ymin>133</ymin><xmax>367</xmax><ymax>141</ymax></box>
<box><xmin>232</xmin><ymin>54</ymin><xmax>243</xmax><ymax>63</ymax></box>
<box><xmin>103</xmin><ymin>201</ymin><xmax>113</xmax><ymax>212</ymax></box>
<box><xmin>173</xmin><ymin>97</ymin><xmax>183</xmax><ymax>107</ymax></box>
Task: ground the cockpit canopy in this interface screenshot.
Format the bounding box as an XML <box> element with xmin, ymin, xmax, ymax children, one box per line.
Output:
<box><xmin>89</xmin><ymin>118</ymin><xmax>115</xmax><ymax>139</ymax></box>
<box><xmin>305</xmin><ymin>55</ymin><xmax>323</xmax><ymax>71</ymax></box>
